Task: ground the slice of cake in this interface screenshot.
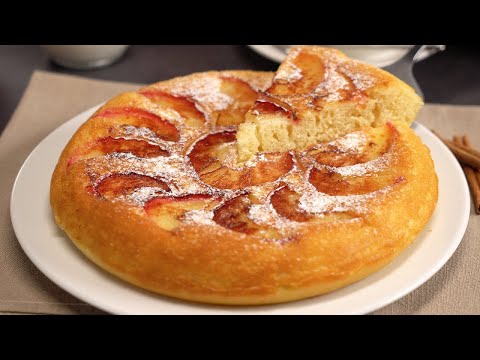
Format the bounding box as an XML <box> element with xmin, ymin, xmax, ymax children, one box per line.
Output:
<box><xmin>236</xmin><ymin>46</ymin><xmax>423</xmax><ymax>161</ymax></box>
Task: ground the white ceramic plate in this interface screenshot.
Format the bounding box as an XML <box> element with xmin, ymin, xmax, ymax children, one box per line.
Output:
<box><xmin>10</xmin><ymin>105</ymin><xmax>470</xmax><ymax>314</ymax></box>
<box><xmin>248</xmin><ymin>45</ymin><xmax>446</xmax><ymax>67</ymax></box>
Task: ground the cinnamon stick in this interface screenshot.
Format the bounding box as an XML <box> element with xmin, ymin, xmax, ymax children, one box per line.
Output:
<box><xmin>453</xmin><ymin>135</ymin><xmax>462</xmax><ymax>145</ymax></box>
<box><xmin>463</xmin><ymin>135</ymin><xmax>474</xmax><ymax>149</ymax></box>
<box><xmin>461</xmin><ymin>135</ymin><xmax>480</xmax><ymax>214</ymax></box>
<box><xmin>432</xmin><ymin>130</ymin><xmax>480</xmax><ymax>170</ymax></box>
<box><xmin>437</xmin><ymin>132</ymin><xmax>480</xmax><ymax>158</ymax></box>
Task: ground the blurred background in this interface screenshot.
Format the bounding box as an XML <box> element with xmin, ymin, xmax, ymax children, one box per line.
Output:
<box><xmin>1</xmin><ymin>45</ymin><xmax>479</xmax><ymax>134</ymax></box>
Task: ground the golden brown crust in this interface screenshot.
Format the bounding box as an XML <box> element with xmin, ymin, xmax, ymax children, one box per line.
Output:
<box><xmin>50</xmin><ymin>66</ymin><xmax>438</xmax><ymax>305</ymax></box>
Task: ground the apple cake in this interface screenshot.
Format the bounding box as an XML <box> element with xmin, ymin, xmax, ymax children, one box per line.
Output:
<box><xmin>50</xmin><ymin>46</ymin><xmax>438</xmax><ymax>305</ymax></box>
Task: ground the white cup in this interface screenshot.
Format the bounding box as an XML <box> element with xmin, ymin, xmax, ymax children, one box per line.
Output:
<box><xmin>41</xmin><ymin>45</ymin><xmax>130</xmax><ymax>70</ymax></box>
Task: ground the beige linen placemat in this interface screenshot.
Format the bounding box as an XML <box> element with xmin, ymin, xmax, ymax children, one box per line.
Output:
<box><xmin>1</xmin><ymin>71</ymin><xmax>479</xmax><ymax>315</ymax></box>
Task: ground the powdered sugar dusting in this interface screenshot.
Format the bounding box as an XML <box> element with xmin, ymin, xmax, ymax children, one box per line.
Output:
<box><xmin>248</xmin><ymin>201</ymin><xmax>300</xmax><ymax>233</ymax></box>
<box><xmin>299</xmin><ymin>191</ymin><xmax>365</xmax><ymax>214</ymax></box>
<box><xmin>243</xmin><ymin>152</ymin><xmax>270</xmax><ymax>168</ymax></box>
<box><xmin>167</xmin><ymin>75</ymin><xmax>233</xmax><ymax>113</ymax></box>
<box><xmin>248</xmin><ymin>203</ymin><xmax>274</xmax><ymax>225</ymax></box>
<box><xmin>183</xmin><ymin>210</ymin><xmax>216</xmax><ymax>226</ymax></box>
<box><xmin>314</xmin><ymin>63</ymin><xmax>351</xmax><ymax>101</ymax></box>
<box><xmin>298</xmin><ymin>186</ymin><xmax>392</xmax><ymax>214</ymax></box>
<box><xmin>113</xmin><ymin>126</ymin><xmax>170</xmax><ymax>147</ymax></box>
<box><xmin>275</xmin><ymin>62</ymin><xmax>303</xmax><ymax>83</ymax></box>
<box><xmin>248</xmin><ymin>182</ymin><xmax>279</xmax><ymax>203</ymax></box>
<box><xmin>333</xmin><ymin>132</ymin><xmax>368</xmax><ymax>151</ymax></box>
<box><xmin>341</xmin><ymin>63</ymin><xmax>376</xmax><ymax>91</ymax></box>
<box><xmin>333</xmin><ymin>153</ymin><xmax>391</xmax><ymax>177</ymax></box>
<box><xmin>128</xmin><ymin>187</ymin><xmax>169</xmax><ymax>206</ymax></box>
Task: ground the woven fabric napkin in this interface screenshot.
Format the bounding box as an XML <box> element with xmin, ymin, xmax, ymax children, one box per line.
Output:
<box><xmin>1</xmin><ymin>71</ymin><xmax>479</xmax><ymax>315</ymax></box>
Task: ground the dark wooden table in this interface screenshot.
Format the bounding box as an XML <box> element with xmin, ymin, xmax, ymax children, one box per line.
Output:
<box><xmin>1</xmin><ymin>45</ymin><xmax>479</xmax><ymax>135</ymax></box>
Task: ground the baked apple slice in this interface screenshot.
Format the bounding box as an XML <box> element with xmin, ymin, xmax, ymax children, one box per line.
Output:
<box><xmin>270</xmin><ymin>186</ymin><xmax>360</xmax><ymax>222</ymax></box>
<box><xmin>307</xmin><ymin>124</ymin><xmax>404</xmax><ymax>196</ymax></box>
<box><xmin>212</xmin><ymin>195</ymin><xmax>256</xmax><ymax>234</ymax></box>
<box><xmin>302</xmin><ymin>124</ymin><xmax>397</xmax><ymax>168</ymax></box>
<box><xmin>145</xmin><ymin>194</ymin><xmax>220</xmax><ymax>231</ymax></box>
<box><xmin>93</xmin><ymin>107</ymin><xmax>180</xmax><ymax>142</ymax></box>
<box><xmin>188</xmin><ymin>131</ymin><xmax>293</xmax><ymax>189</ymax></box>
<box><xmin>212</xmin><ymin>195</ymin><xmax>282</xmax><ymax>239</ymax></box>
<box><xmin>267</xmin><ymin>49</ymin><xmax>327</xmax><ymax>95</ymax></box>
<box><xmin>308</xmin><ymin>166</ymin><xmax>405</xmax><ymax>196</ymax></box>
<box><xmin>270</xmin><ymin>186</ymin><xmax>313</xmax><ymax>222</ymax></box>
<box><xmin>139</xmin><ymin>89</ymin><xmax>205</xmax><ymax>128</ymax></box>
<box><xmin>95</xmin><ymin>173</ymin><xmax>170</xmax><ymax>201</ymax></box>
<box><xmin>215</xmin><ymin>77</ymin><xmax>258</xmax><ymax>126</ymax></box>
<box><xmin>68</xmin><ymin>137</ymin><xmax>168</xmax><ymax>167</ymax></box>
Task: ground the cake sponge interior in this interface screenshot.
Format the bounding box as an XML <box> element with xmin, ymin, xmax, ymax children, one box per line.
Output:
<box><xmin>236</xmin><ymin>46</ymin><xmax>423</xmax><ymax>161</ymax></box>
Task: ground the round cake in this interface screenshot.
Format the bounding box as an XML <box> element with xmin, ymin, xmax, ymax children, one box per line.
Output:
<box><xmin>50</xmin><ymin>47</ymin><xmax>438</xmax><ymax>305</ymax></box>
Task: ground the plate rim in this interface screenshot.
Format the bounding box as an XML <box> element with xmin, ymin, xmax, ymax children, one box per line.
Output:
<box><xmin>10</xmin><ymin>104</ymin><xmax>470</xmax><ymax>314</ymax></box>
